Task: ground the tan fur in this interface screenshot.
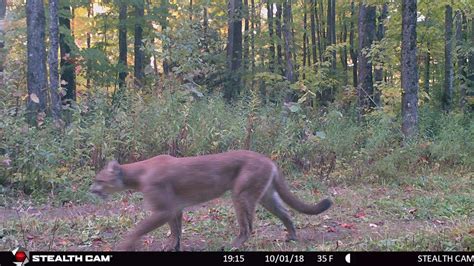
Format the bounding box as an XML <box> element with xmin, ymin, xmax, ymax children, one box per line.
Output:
<box><xmin>90</xmin><ymin>150</ymin><xmax>332</xmax><ymax>251</ymax></box>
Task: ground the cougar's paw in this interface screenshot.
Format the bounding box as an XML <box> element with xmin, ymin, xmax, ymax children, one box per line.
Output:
<box><xmin>285</xmin><ymin>234</ymin><xmax>298</xmax><ymax>242</ymax></box>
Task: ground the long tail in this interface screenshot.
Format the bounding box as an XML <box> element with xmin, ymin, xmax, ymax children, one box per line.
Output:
<box><xmin>273</xmin><ymin>167</ymin><xmax>332</xmax><ymax>215</ymax></box>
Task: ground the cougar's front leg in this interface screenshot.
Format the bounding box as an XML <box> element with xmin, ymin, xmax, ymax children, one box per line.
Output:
<box><xmin>164</xmin><ymin>211</ymin><xmax>183</xmax><ymax>251</ymax></box>
<box><xmin>117</xmin><ymin>211</ymin><xmax>172</xmax><ymax>251</ymax></box>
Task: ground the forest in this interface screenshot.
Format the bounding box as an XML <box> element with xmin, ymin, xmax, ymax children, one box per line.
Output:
<box><xmin>0</xmin><ymin>0</ymin><xmax>472</xmax><ymax>251</ymax></box>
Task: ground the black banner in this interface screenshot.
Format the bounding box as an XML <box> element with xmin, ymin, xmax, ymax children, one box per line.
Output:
<box><xmin>0</xmin><ymin>251</ymin><xmax>473</xmax><ymax>266</ymax></box>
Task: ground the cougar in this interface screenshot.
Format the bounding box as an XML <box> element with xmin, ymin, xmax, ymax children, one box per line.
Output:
<box><xmin>90</xmin><ymin>150</ymin><xmax>332</xmax><ymax>251</ymax></box>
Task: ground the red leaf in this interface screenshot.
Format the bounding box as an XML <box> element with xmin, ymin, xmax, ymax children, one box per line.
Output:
<box><xmin>340</xmin><ymin>223</ymin><xmax>355</xmax><ymax>229</ymax></box>
<box><xmin>354</xmin><ymin>211</ymin><xmax>366</xmax><ymax>219</ymax></box>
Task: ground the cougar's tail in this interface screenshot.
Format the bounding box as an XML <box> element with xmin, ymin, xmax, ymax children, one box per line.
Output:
<box><xmin>273</xmin><ymin>166</ymin><xmax>332</xmax><ymax>215</ymax></box>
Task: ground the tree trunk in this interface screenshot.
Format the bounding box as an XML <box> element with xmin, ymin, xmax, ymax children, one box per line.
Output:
<box><xmin>49</xmin><ymin>0</ymin><xmax>61</xmax><ymax>124</ymax></box>
<box><xmin>424</xmin><ymin>46</ymin><xmax>430</xmax><ymax>94</ymax></box>
<box><xmin>203</xmin><ymin>5</ymin><xmax>209</xmax><ymax>52</ymax></box>
<box><xmin>118</xmin><ymin>1</ymin><xmax>127</xmax><ymax>88</ymax></box>
<box><xmin>327</xmin><ymin>0</ymin><xmax>336</xmax><ymax>70</ymax></box>
<box><xmin>282</xmin><ymin>0</ymin><xmax>295</xmax><ymax>85</ymax></box>
<box><xmin>243</xmin><ymin>0</ymin><xmax>249</xmax><ymax>69</ymax></box>
<box><xmin>134</xmin><ymin>0</ymin><xmax>145</xmax><ymax>86</ymax></box>
<box><xmin>160</xmin><ymin>0</ymin><xmax>169</xmax><ymax>75</ymax></box>
<box><xmin>341</xmin><ymin>16</ymin><xmax>348</xmax><ymax>85</ymax></box>
<box><xmin>443</xmin><ymin>5</ymin><xmax>453</xmax><ymax>112</ymax></box>
<box><xmin>374</xmin><ymin>3</ymin><xmax>388</xmax><ymax>107</ymax></box>
<box><xmin>59</xmin><ymin>2</ymin><xmax>76</xmax><ymax>104</ymax></box>
<box><xmin>401</xmin><ymin>0</ymin><xmax>419</xmax><ymax>139</ymax></box>
<box><xmin>86</xmin><ymin>0</ymin><xmax>93</xmax><ymax>89</ymax></box>
<box><xmin>455</xmin><ymin>11</ymin><xmax>467</xmax><ymax>109</ymax></box>
<box><xmin>319</xmin><ymin>0</ymin><xmax>326</xmax><ymax>47</ymax></box>
<box><xmin>349</xmin><ymin>0</ymin><xmax>357</xmax><ymax>88</ymax></box>
<box><xmin>275</xmin><ymin>3</ymin><xmax>283</xmax><ymax>75</ymax></box>
<box><xmin>467</xmin><ymin>19</ymin><xmax>474</xmax><ymax>111</ymax></box>
<box><xmin>357</xmin><ymin>3</ymin><xmax>376</xmax><ymax>116</ymax></box>
<box><xmin>26</xmin><ymin>0</ymin><xmax>48</xmax><ymax>125</ymax></box>
<box><xmin>0</xmin><ymin>0</ymin><xmax>5</xmax><ymax>19</ymax></box>
<box><xmin>0</xmin><ymin>0</ymin><xmax>6</xmax><ymax>77</ymax></box>
<box><xmin>250</xmin><ymin>0</ymin><xmax>255</xmax><ymax>69</ymax></box>
<box><xmin>267</xmin><ymin>0</ymin><xmax>275</xmax><ymax>72</ymax></box>
<box><xmin>315</xmin><ymin>0</ymin><xmax>323</xmax><ymax>62</ymax></box>
<box><xmin>302</xmin><ymin>1</ymin><xmax>308</xmax><ymax>79</ymax></box>
<box><xmin>225</xmin><ymin>0</ymin><xmax>243</xmax><ymax>102</ymax></box>
<box><xmin>310</xmin><ymin>0</ymin><xmax>317</xmax><ymax>70</ymax></box>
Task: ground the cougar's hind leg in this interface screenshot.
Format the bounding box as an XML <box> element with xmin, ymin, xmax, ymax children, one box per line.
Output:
<box><xmin>260</xmin><ymin>187</ymin><xmax>297</xmax><ymax>241</ymax></box>
<box><xmin>230</xmin><ymin>169</ymin><xmax>272</xmax><ymax>249</ymax></box>
<box><xmin>165</xmin><ymin>210</ymin><xmax>183</xmax><ymax>251</ymax></box>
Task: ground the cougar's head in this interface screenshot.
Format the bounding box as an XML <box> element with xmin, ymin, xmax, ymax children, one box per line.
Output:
<box><xmin>90</xmin><ymin>160</ymin><xmax>125</xmax><ymax>199</ymax></box>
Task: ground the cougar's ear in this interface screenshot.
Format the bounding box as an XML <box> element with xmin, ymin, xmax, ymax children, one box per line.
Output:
<box><xmin>107</xmin><ymin>160</ymin><xmax>120</xmax><ymax>173</ymax></box>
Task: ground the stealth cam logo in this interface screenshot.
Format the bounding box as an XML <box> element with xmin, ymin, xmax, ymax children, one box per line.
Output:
<box><xmin>11</xmin><ymin>247</ymin><xmax>29</xmax><ymax>266</ymax></box>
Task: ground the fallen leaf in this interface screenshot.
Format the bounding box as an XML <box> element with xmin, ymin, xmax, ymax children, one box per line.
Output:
<box><xmin>434</xmin><ymin>220</ymin><xmax>445</xmax><ymax>225</ymax></box>
<box><xmin>340</xmin><ymin>223</ymin><xmax>355</xmax><ymax>229</ymax></box>
<box><xmin>30</xmin><ymin>93</ymin><xmax>40</xmax><ymax>103</ymax></box>
<box><xmin>354</xmin><ymin>211</ymin><xmax>366</xmax><ymax>219</ymax></box>
<box><xmin>408</xmin><ymin>208</ymin><xmax>417</xmax><ymax>214</ymax></box>
<box><xmin>369</xmin><ymin>223</ymin><xmax>378</xmax><ymax>228</ymax></box>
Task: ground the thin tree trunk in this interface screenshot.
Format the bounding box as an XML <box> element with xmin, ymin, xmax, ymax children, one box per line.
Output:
<box><xmin>443</xmin><ymin>5</ymin><xmax>453</xmax><ymax>112</ymax></box>
<box><xmin>0</xmin><ymin>0</ymin><xmax>5</xmax><ymax>20</ymax></box>
<box><xmin>59</xmin><ymin>2</ymin><xmax>76</xmax><ymax>104</ymax></box>
<box><xmin>243</xmin><ymin>0</ymin><xmax>249</xmax><ymax>70</ymax></box>
<box><xmin>26</xmin><ymin>0</ymin><xmax>48</xmax><ymax>125</ymax></box>
<box><xmin>327</xmin><ymin>0</ymin><xmax>336</xmax><ymax>70</ymax></box>
<box><xmin>455</xmin><ymin>10</ymin><xmax>467</xmax><ymax>109</ymax></box>
<box><xmin>118</xmin><ymin>0</ymin><xmax>128</xmax><ymax>88</ymax></box>
<box><xmin>424</xmin><ymin>46</ymin><xmax>430</xmax><ymax>94</ymax></box>
<box><xmin>49</xmin><ymin>0</ymin><xmax>61</xmax><ymax>124</ymax></box>
<box><xmin>250</xmin><ymin>0</ymin><xmax>255</xmax><ymax>69</ymax></box>
<box><xmin>401</xmin><ymin>0</ymin><xmax>419</xmax><ymax>139</ymax></box>
<box><xmin>289</xmin><ymin>1</ymin><xmax>297</xmax><ymax>78</ymax></box>
<box><xmin>86</xmin><ymin>0</ymin><xmax>93</xmax><ymax>89</ymax></box>
<box><xmin>134</xmin><ymin>0</ymin><xmax>145</xmax><ymax>86</ymax></box>
<box><xmin>315</xmin><ymin>0</ymin><xmax>323</xmax><ymax>62</ymax></box>
<box><xmin>160</xmin><ymin>0</ymin><xmax>169</xmax><ymax>75</ymax></box>
<box><xmin>374</xmin><ymin>3</ymin><xmax>388</xmax><ymax>107</ymax></box>
<box><xmin>225</xmin><ymin>0</ymin><xmax>243</xmax><ymax>101</ymax></box>
<box><xmin>303</xmin><ymin>1</ymin><xmax>311</xmax><ymax>79</ymax></box>
<box><xmin>203</xmin><ymin>5</ymin><xmax>209</xmax><ymax>52</ymax></box>
<box><xmin>467</xmin><ymin>19</ymin><xmax>474</xmax><ymax>111</ymax></box>
<box><xmin>303</xmin><ymin>1</ymin><xmax>308</xmax><ymax>79</ymax></box>
<box><xmin>0</xmin><ymin>0</ymin><xmax>6</xmax><ymax>77</ymax></box>
<box><xmin>310</xmin><ymin>0</ymin><xmax>317</xmax><ymax>70</ymax></box>
<box><xmin>189</xmin><ymin>0</ymin><xmax>192</xmax><ymax>21</ymax></box>
<box><xmin>282</xmin><ymin>0</ymin><xmax>294</xmax><ymax>85</ymax></box>
<box><xmin>349</xmin><ymin>0</ymin><xmax>357</xmax><ymax>88</ymax></box>
<box><xmin>275</xmin><ymin>3</ymin><xmax>283</xmax><ymax>75</ymax></box>
<box><xmin>256</xmin><ymin>0</ymin><xmax>264</xmax><ymax>67</ymax></box>
<box><xmin>319</xmin><ymin>0</ymin><xmax>325</xmax><ymax>46</ymax></box>
<box><xmin>267</xmin><ymin>0</ymin><xmax>275</xmax><ymax>72</ymax></box>
<box><xmin>357</xmin><ymin>3</ymin><xmax>376</xmax><ymax>117</ymax></box>
<box><xmin>341</xmin><ymin>16</ymin><xmax>348</xmax><ymax>85</ymax></box>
